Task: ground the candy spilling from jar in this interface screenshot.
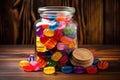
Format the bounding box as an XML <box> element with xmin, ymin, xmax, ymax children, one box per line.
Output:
<box><xmin>19</xmin><ymin>48</ymin><xmax>109</xmax><ymax>74</ymax></box>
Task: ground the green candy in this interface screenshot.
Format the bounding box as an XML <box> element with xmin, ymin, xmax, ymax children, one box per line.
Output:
<box><xmin>63</xmin><ymin>25</ymin><xmax>75</xmax><ymax>35</ymax></box>
<box><xmin>47</xmin><ymin>60</ymin><xmax>57</xmax><ymax>67</ymax></box>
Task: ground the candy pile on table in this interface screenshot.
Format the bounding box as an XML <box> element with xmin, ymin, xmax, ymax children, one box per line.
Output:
<box><xmin>19</xmin><ymin>48</ymin><xmax>109</xmax><ymax>74</ymax></box>
<box><xmin>19</xmin><ymin>14</ymin><xmax>109</xmax><ymax>74</ymax></box>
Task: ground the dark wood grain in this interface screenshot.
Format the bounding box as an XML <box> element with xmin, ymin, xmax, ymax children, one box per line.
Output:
<box><xmin>0</xmin><ymin>45</ymin><xmax>120</xmax><ymax>80</ymax></box>
<box><xmin>0</xmin><ymin>0</ymin><xmax>120</xmax><ymax>45</ymax></box>
<box><xmin>104</xmin><ymin>0</ymin><xmax>120</xmax><ymax>45</ymax></box>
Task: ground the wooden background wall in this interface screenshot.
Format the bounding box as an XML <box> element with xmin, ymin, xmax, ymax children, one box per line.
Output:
<box><xmin>0</xmin><ymin>0</ymin><xmax>120</xmax><ymax>45</ymax></box>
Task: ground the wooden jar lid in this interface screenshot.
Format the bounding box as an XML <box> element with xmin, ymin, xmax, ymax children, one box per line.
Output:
<box><xmin>72</xmin><ymin>48</ymin><xmax>93</xmax><ymax>61</ymax></box>
<box><xmin>71</xmin><ymin>48</ymin><xmax>94</xmax><ymax>67</ymax></box>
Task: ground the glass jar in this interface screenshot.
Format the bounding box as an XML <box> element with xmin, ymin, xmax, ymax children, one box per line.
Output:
<box><xmin>34</xmin><ymin>6</ymin><xmax>78</xmax><ymax>69</ymax></box>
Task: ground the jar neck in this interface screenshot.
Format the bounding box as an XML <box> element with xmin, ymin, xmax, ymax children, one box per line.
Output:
<box><xmin>38</xmin><ymin>6</ymin><xmax>75</xmax><ymax>19</ymax></box>
<box><xmin>40</xmin><ymin>11</ymin><xmax>73</xmax><ymax>19</ymax></box>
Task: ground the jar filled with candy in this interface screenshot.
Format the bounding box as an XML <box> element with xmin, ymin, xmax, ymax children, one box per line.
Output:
<box><xmin>34</xmin><ymin>6</ymin><xmax>77</xmax><ymax>68</ymax></box>
<box><xmin>19</xmin><ymin>6</ymin><xmax>109</xmax><ymax>74</ymax></box>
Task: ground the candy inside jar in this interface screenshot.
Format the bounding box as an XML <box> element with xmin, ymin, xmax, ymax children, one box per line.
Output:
<box><xmin>34</xmin><ymin>6</ymin><xmax>78</xmax><ymax>71</ymax></box>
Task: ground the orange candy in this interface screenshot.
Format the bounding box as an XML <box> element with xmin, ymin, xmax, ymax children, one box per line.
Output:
<box><xmin>60</xmin><ymin>36</ymin><xmax>73</xmax><ymax>44</ymax></box>
<box><xmin>56</xmin><ymin>14</ymin><xmax>65</xmax><ymax>22</ymax></box>
<box><xmin>36</xmin><ymin>57</ymin><xmax>47</xmax><ymax>67</ymax></box>
<box><xmin>42</xmin><ymin>24</ymin><xmax>49</xmax><ymax>29</ymax></box>
<box><xmin>44</xmin><ymin>38</ymin><xmax>57</xmax><ymax>49</ymax></box>
<box><xmin>56</xmin><ymin>14</ymin><xmax>70</xmax><ymax>22</ymax></box>
<box><xmin>97</xmin><ymin>61</ymin><xmax>109</xmax><ymax>70</ymax></box>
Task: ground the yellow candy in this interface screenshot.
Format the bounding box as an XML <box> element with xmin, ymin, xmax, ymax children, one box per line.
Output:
<box><xmin>51</xmin><ymin>51</ymin><xmax>62</xmax><ymax>61</ymax></box>
<box><xmin>36</xmin><ymin>36</ymin><xmax>40</xmax><ymax>42</ymax></box>
<box><xmin>19</xmin><ymin>60</ymin><xmax>29</xmax><ymax>68</ymax></box>
<box><xmin>43</xmin><ymin>29</ymin><xmax>54</xmax><ymax>37</ymax></box>
<box><xmin>43</xmin><ymin>67</ymin><xmax>55</xmax><ymax>74</ymax></box>
<box><xmin>36</xmin><ymin>41</ymin><xmax>46</xmax><ymax>52</ymax></box>
<box><xmin>69</xmin><ymin>41</ymin><xmax>75</xmax><ymax>48</ymax></box>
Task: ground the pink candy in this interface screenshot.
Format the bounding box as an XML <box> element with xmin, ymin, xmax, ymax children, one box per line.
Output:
<box><xmin>30</xmin><ymin>61</ymin><xmax>40</xmax><ymax>71</ymax></box>
<box><xmin>58</xmin><ymin>22</ymin><xmax>66</xmax><ymax>30</ymax></box>
<box><xmin>57</xmin><ymin>43</ymin><xmax>68</xmax><ymax>50</ymax></box>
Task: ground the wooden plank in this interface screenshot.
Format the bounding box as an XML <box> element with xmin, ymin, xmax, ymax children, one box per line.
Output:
<box><xmin>0</xmin><ymin>45</ymin><xmax>120</xmax><ymax>60</ymax></box>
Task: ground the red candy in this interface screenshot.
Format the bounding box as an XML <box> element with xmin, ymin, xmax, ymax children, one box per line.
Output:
<box><xmin>53</xmin><ymin>30</ymin><xmax>63</xmax><ymax>41</ymax></box>
<box><xmin>37</xmin><ymin>53</ymin><xmax>48</xmax><ymax>61</ymax></box>
<box><xmin>57</xmin><ymin>62</ymin><xmax>66</xmax><ymax>68</ymax></box>
<box><xmin>23</xmin><ymin>63</ymin><xmax>34</xmax><ymax>72</ymax></box>
<box><xmin>86</xmin><ymin>66</ymin><xmax>97</xmax><ymax>74</ymax></box>
<box><xmin>97</xmin><ymin>61</ymin><xmax>109</xmax><ymax>70</ymax></box>
<box><xmin>40</xmin><ymin>36</ymin><xmax>49</xmax><ymax>44</ymax></box>
<box><xmin>58</xmin><ymin>54</ymin><xmax>68</xmax><ymax>64</ymax></box>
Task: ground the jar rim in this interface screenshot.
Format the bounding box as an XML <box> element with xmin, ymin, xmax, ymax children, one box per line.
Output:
<box><xmin>38</xmin><ymin>6</ymin><xmax>75</xmax><ymax>14</ymax></box>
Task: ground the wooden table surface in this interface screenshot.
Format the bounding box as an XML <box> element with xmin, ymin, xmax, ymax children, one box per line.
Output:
<box><xmin>0</xmin><ymin>45</ymin><xmax>120</xmax><ymax>80</ymax></box>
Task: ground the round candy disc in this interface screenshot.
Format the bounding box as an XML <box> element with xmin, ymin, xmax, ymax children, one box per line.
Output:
<box><xmin>47</xmin><ymin>60</ymin><xmax>57</xmax><ymax>67</ymax></box>
<box><xmin>86</xmin><ymin>66</ymin><xmax>97</xmax><ymax>74</ymax></box>
<box><xmin>43</xmin><ymin>67</ymin><xmax>55</xmax><ymax>74</ymax></box>
<box><xmin>73</xmin><ymin>66</ymin><xmax>85</xmax><ymax>74</ymax></box>
<box><xmin>60</xmin><ymin>36</ymin><xmax>73</xmax><ymax>44</ymax></box>
<box><xmin>22</xmin><ymin>63</ymin><xmax>34</xmax><ymax>72</ymax></box>
<box><xmin>61</xmin><ymin>66</ymin><xmax>73</xmax><ymax>74</ymax></box>
<box><xmin>36</xmin><ymin>57</ymin><xmax>47</xmax><ymax>68</ymax></box>
<box><xmin>30</xmin><ymin>61</ymin><xmax>40</xmax><ymax>71</ymax></box>
<box><xmin>53</xmin><ymin>30</ymin><xmax>63</xmax><ymax>41</ymax></box>
<box><xmin>36</xmin><ymin>27</ymin><xmax>44</xmax><ymax>37</ymax></box>
<box><xmin>63</xmin><ymin>24</ymin><xmax>75</xmax><ymax>35</ymax></box>
<box><xmin>43</xmin><ymin>29</ymin><xmax>54</xmax><ymax>37</ymax></box>
<box><xmin>51</xmin><ymin>51</ymin><xmax>62</xmax><ymax>61</ymax></box>
<box><xmin>19</xmin><ymin>60</ymin><xmax>29</xmax><ymax>68</ymax></box>
<box><xmin>92</xmin><ymin>58</ymin><xmax>100</xmax><ymax>66</ymax></box>
<box><xmin>97</xmin><ymin>61</ymin><xmax>109</xmax><ymax>70</ymax></box>
<box><xmin>44</xmin><ymin>38</ymin><xmax>57</xmax><ymax>49</ymax></box>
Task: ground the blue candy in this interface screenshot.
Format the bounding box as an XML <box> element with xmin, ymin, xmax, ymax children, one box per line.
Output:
<box><xmin>64</xmin><ymin>48</ymin><xmax>73</xmax><ymax>56</ymax></box>
<box><xmin>45</xmin><ymin>51</ymin><xmax>53</xmax><ymax>59</ymax></box>
<box><xmin>48</xmin><ymin>16</ymin><xmax>56</xmax><ymax>21</ymax></box>
<box><xmin>49</xmin><ymin>22</ymin><xmax>59</xmax><ymax>31</ymax></box>
<box><xmin>61</xmin><ymin>66</ymin><xmax>73</xmax><ymax>74</ymax></box>
<box><xmin>92</xmin><ymin>58</ymin><xmax>100</xmax><ymax>66</ymax></box>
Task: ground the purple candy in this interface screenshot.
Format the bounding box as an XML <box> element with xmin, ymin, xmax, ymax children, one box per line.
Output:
<box><xmin>28</xmin><ymin>54</ymin><xmax>35</xmax><ymax>62</ymax></box>
<box><xmin>36</xmin><ymin>27</ymin><xmax>44</xmax><ymax>37</ymax></box>
<box><xmin>73</xmin><ymin>66</ymin><xmax>85</xmax><ymax>74</ymax></box>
